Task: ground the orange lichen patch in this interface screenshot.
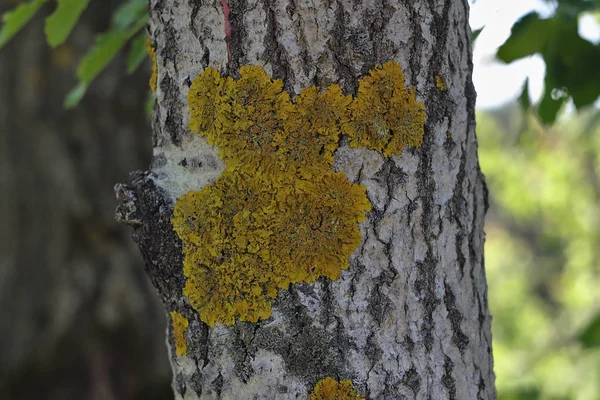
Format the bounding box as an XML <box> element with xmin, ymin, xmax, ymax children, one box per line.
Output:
<box><xmin>188</xmin><ymin>67</ymin><xmax>228</xmax><ymax>143</ymax></box>
<box><xmin>173</xmin><ymin>168</ymin><xmax>370</xmax><ymax>327</ymax></box>
<box><xmin>145</xmin><ymin>38</ymin><xmax>157</xmax><ymax>92</ymax></box>
<box><xmin>188</xmin><ymin>66</ymin><xmax>285</xmax><ymax>172</ymax></box>
<box><xmin>173</xmin><ymin>170</ymin><xmax>275</xmax><ymax>264</ymax></box>
<box><xmin>174</xmin><ymin>170</ymin><xmax>277</xmax><ymax>326</ymax></box>
<box><xmin>183</xmin><ymin>252</ymin><xmax>276</xmax><ymax>327</ymax></box>
<box><xmin>187</xmin><ymin>67</ymin><xmax>351</xmax><ymax>175</ymax></box>
<box><xmin>170</xmin><ymin>311</ymin><xmax>189</xmax><ymax>357</ymax></box>
<box><xmin>277</xmin><ymin>85</ymin><xmax>351</xmax><ymax>168</ymax></box>
<box><xmin>271</xmin><ymin>168</ymin><xmax>370</xmax><ymax>281</ymax></box>
<box><xmin>222</xmin><ymin>66</ymin><xmax>288</xmax><ymax>169</ymax></box>
<box><xmin>435</xmin><ymin>75</ymin><xmax>447</xmax><ymax>91</ymax></box>
<box><xmin>310</xmin><ymin>377</ymin><xmax>365</xmax><ymax>400</ymax></box>
<box><xmin>346</xmin><ymin>60</ymin><xmax>425</xmax><ymax>157</ymax></box>
<box><xmin>177</xmin><ymin>61</ymin><xmax>422</xmax><ymax>327</ymax></box>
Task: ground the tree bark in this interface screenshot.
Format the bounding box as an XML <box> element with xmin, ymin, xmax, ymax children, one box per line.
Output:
<box><xmin>118</xmin><ymin>0</ymin><xmax>494</xmax><ymax>398</ymax></box>
<box><xmin>0</xmin><ymin>1</ymin><xmax>171</xmax><ymax>399</ymax></box>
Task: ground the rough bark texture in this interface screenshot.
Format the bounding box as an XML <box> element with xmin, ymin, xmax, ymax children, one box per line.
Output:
<box><xmin>0</xmin><ymin>2</ymin><xmax>171</xmax><ymax>399</ymax></box>
<box><xmin>118</xmin><ymin>0</ymin><xmax>494</xmax><ymax>398</ymax></box>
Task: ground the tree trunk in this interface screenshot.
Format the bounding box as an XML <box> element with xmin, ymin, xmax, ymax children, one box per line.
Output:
<box><xmin>118</xmin><ymin>0</ymin><xmax>494</xmax><ymax>398</ymax></box>
<box><xmin>0</xmin><ymin>1</ymin><xmax>171</xmax><ymax>399</ymax></box>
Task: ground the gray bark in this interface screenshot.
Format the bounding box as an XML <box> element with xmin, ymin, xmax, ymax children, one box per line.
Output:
<box><xmin>0</xmin><ymin>1</ymin><xmax>170</xmax><ymax>398</ymax></box>
<box><xmin>117</xmin><ymin>0</ymin><xmax>494</xmax><ymax>398</ymax></box>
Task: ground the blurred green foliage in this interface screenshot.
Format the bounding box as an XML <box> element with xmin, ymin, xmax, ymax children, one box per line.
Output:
<box><xmin>44</xmin><ymin>0</ymin><xmax>90</xmax><ymax>48</ymax></box>
<box><xmin>63</xmin><ymin>8</ymin><xmax>147</xmax><ymax>108</ymax></box>
<box><xmin>497</xmin><ymin>0</ymin><xmax>600</xmax><ymax>124</ymax></box>
<box><xmin>0</xmin><ymin>0</ymin><xmax>148</xmax><ymax>108</ymax></box>
<box><xmin>0</xmin><ymin>0</ymin><xmax>45</xmax><ymax>48</ymax></box>
<box><xmin>479</xmin><ymin>106</ymin><xmax>600</xmax><ymax>399</ymax></box>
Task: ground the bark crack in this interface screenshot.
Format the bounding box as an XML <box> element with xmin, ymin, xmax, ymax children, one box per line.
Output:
<box><xmin>443</xmin><ymin>281</ymin><xmax>469</xmax><ymax>355</ymax></box>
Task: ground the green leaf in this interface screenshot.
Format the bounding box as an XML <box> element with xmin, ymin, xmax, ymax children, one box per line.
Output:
<box><xmin>64</xmin><ymin>82</ymin><xmax>88</xmax><ymax>109</ymax></box>
<box><xmin>45</xmin><ymin>0</ymin><xmax>91</xmax><ymax>48</ymax></box>
<box><xmin>471</xmin><ymin>27</ymin><xmax>484</xmax><ymax>43</ymax></box>
<box><xmin>127</xmin><ymin>32</ymin><xmax>147</xmax><ymax>74</ymax></box>
<box><xmin>65</xmin><ymin>14</ymin><xmax>148</xmax><ymax>108</ymax></box>
<box><xmin>112</xmin><ymin>0</ymin><xmax>147</xmax><ymax>32</ymax></box>
<box><xmin>497</xmin><ymin>13</ymin><xmax>555</xmax><ymax>63</ymax></box>
<box><xmin>542</xmin><ymin>20</ymin><xmax>600</xmax><ymax>110</ymax></box>
<box><xmin>537</xmin><ymin>81</ymin><xmax>566</xmax><ymax>125</ymax></box>
<box><xmin>76</xmin><ymin>15</ymin><xmax>147</xmax><ymax>83</ymax></box>
<box><xmin>76</xmin><ymin>31</ymin><xmax>129</xmax><ymax>83</ymax></box>
<box><xmin>0</xmin><ymin>0</ymin><xmax>46</xmax><ymax>49</ymax></box>
<box><xmin>501</xmin><ymin>10</ymin><xmax>600</xmax><ymax>122</ymax></box>
<box><xmin>578</xmin><ymin>313</ymin><xmax>600</xmax><ymax>348</ymax></box>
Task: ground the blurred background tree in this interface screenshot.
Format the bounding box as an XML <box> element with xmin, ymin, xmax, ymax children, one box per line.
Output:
<box><xmin>0</xmin><ymin>0</ymin><xmax>170</xmax><ymax>399</ymax></box>
<box><xmin>0</xmin><ymin>0</ymin><xmax>599</xmax><ymax>399</ymax></box>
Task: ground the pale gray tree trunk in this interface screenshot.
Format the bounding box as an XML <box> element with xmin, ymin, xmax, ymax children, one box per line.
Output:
<box><xmin>117</xmin><ymin>0</ymin><xmax>494</xmax><ymax>398</ymax></box>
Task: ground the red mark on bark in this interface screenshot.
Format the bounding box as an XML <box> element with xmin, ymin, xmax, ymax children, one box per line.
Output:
<box><xmin>220</xmin><ymin>0</ymin><xmax>231</xmax><ymax>61</ymax></box>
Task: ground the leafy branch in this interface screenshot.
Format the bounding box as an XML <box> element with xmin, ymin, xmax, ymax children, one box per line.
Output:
<box><xmin>496</xmin><ymin>0</ymin><xmax>600</xmax><ymax>124</ymax></box>
<box><xmin>0</xmin><ymin>0</ymin><xmax>149</xmax><ymax>108</ymax></box>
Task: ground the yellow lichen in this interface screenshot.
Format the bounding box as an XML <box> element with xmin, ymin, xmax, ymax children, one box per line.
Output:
<box><xmin>435</xmin><ymin>75</ymin><xmax>447</xmax><ymax>91</ymax></box>
<box><xmin>188</xmin><ymin>67</ymin><xmax>228</xmax><ymax>145</ymax></box>
<box><xmin>278</xmin><ymin>85</ymin><xmax>351</xmax><ymax>167</ymax></box>
<box><xmin>310</xmin><ymin>377</ymin><xmax>365</xmax><ymax>400</ymax></box>
<box><xmin>177</xmin><ymin>61</ymin><xmax>423</xmax><ymax>327</ymax></box>
<box><xmin>145</xmin><ymin>38</ymin><xmax>157</xmax><ymax>92</ymax></box>
<box><xmin>221</xmin><ymin>66</ymin><xmax>288</xmax><ymax>170</ymax></box>
<box><xmin>173</xmin><ymin>166</ymin><xmax>370</xmax><ymax>327</ymax></box>
<box><xmin>346</xmin><ymin>60</ymin><xmax>425</xmax><ymax>157</ymax></box>
<box><xmin>270</xmin><ymin>167</ymin><xmax>371</xmax><ymax>281</ymax></box>
<box><xmin>170</xmin><ymin>311</ymin><xmax>189</xmax><ymax>357</ymax></box>
<box><xmin>187</xmin><ymin>66</ymin><xmax>349</xmax><ymax>174</ymax></box>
